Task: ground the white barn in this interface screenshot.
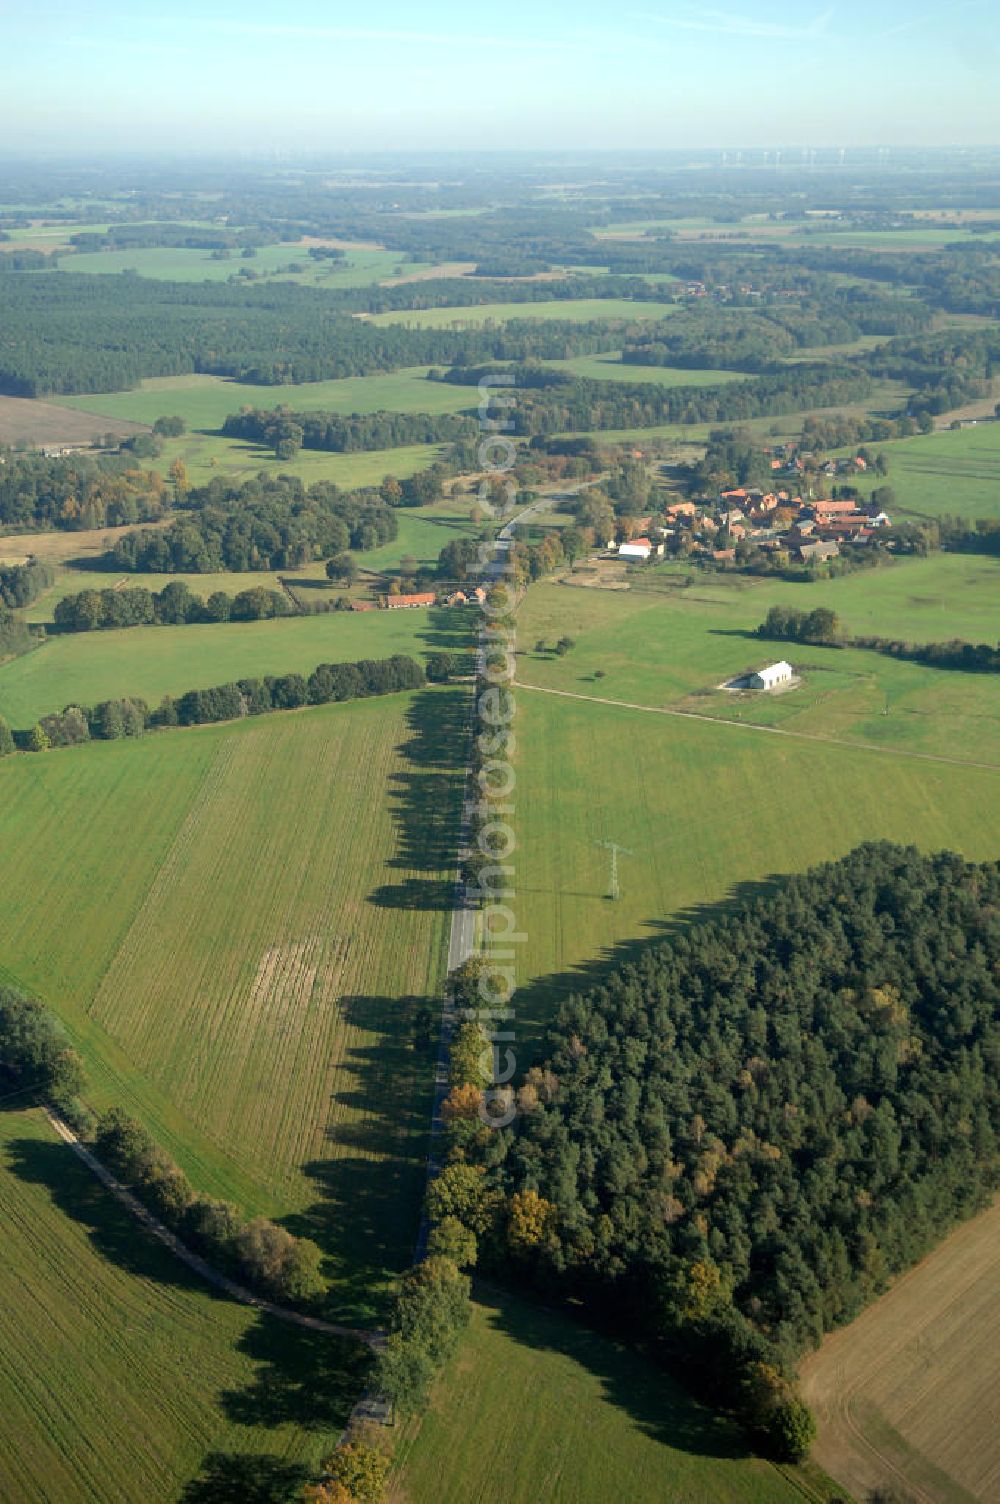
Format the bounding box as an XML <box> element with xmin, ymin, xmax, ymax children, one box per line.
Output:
<box><xmin>749</xmin><ymin>660</ymin><xmax>793</xmax><ymax>690</ymax></box>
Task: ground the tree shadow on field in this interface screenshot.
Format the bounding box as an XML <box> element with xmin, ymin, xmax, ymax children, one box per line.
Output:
<box><xmin>180</xmin><ymin>1452</ymin><xmax>310</xmax><ymax>1504</ymax></box>
<box><xmin>283</xmin><ymin>990</ymin><xmax>432</xmax><ymax>1328</ymax></box>
<box><xmin>368</xmin><ymin>684</ymin><xmax>471</xmax><ymax>913</ymax></box>
<box><xmin>4</xmin><ymin>1123</ymin><xmax>364</xmax><ymax>1486</ymax></box>
<box><xmin>4</xmin><ymin>1131</ymin><xmax>214</xmax><ymax>1293</ymax></box>
<box><xmin>218</xmin><ymin>1315</ymin><xmax>369</xmax><ymax>1432</ymax></box>
<box><xmin>512</xmin><ymin>873</ymin><xmax>790</xmax><ymax>1054</ymax></box>
<box><xmin>470</xmin><ymin>1281</ymin><xmax>752</xmax><ymax>1463</ymax></box>
<box><xmin>415</xmin><ymin>604</ymin><xmax>478</xmax><ymax>657</ymax></box>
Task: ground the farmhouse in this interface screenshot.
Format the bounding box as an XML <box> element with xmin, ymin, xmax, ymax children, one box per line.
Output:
<box><xmin>749</xmin><ymin>660</ymin><xmax>794</xmax><ymax>690</ymax></box>
<box><xmin>385</xmin><ymin>591</ymin><xmax>437</xmax><ymax>610</ymax></box>
<box><xmin>619</xmin><ymin>537</ymin><xmax>657</xmax><ymax>561</ymax></box>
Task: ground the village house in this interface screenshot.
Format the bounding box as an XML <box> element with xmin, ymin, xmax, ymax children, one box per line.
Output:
<box><xmin>795</xmin><ymin>540</ymin><xmax>840</xmax><ymax>563</ymax></box>
<box><xmin>808</xmin><ymin>499</ymin><xmax>862</xmax><ymax>518</ymax></box>
<box><xmin>815</xmin><ymin>520</ymin><xmax>873</xmax><ymax>542</ymax></box>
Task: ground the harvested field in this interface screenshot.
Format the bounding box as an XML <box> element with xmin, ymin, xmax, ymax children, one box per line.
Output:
<box><xmin>800</xmin><ymin>1198</ymin><xmax>1000</xmax><ymax>1504</ymax></box>
<box><xmin>0</xmin><ymin>518</ymin><xmax>169</xmax><ymax>568</ymax></box>
<box><xmin>0</xmin><ymin>395</ymin><xmax>148</xmax><ymax>448</ymax></box>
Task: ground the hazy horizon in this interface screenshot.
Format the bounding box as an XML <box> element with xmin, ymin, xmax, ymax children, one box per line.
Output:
<box><xmin>5</xmin><ymin>0</ymin><xmax>998</xmax><ymax>154</ymax></box>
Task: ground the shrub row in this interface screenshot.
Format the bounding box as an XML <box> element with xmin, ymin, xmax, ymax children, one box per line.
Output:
<box><xmin>5</xmin><ymin>654</ymin><xmax>428</xmax><ymax>753</ymax></box>
<box><xmin>758</xmin><ymin>605</ymin><xmax>1000</xmax><ymax>674</ymax></box>
<box><xmin>0</xmin><ymin>981</ymin><xmax>324</xmax><ymax>1308</ymax></box>
<box><xmin>53</xmin><ymin>581</ymin><xmax>292</xmax><ymax>632</ymax></box>
<box><xmin>93</xmin><ymin>1108</ymin><xmax>325</xmax><ymax>1306</ymax></box>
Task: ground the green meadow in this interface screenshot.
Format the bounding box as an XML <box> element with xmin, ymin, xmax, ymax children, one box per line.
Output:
<box><xmin>0</xmin><ymin>604</ymin><xmax>471</xmax><ymax>726</ymax></box>
<box><xmin>514</xmin><ymin>556</ymin><xmax>1000</xmax><ymax>765</ymax></box>
<box><xmin>56</xmin><ymin>241</ymin><xmax>431</xmax><ymax>287</ymax></box>
<box><xmin>542</xmin><ymin>351</ymin><xmax>747</xmax><ymax>385</ymax></box>
<box><xmin>394</xmin><ymin>1288</ymin><xmax>837</xmax><ymax>1504</ymax></box>
<box><xmin>838</xmin><ymin>420</ymin><xmax>1000</xmax><ymax>521</ymax></box>
<box><xmin>163</xmin><ymin>435</ymin><xmax>446</xmax><ymax>489</ymax></box>
<box><xmin>0</xmin><ymin>1109</ymin><xmax>363</xmax><ymax>1504</ymax></box>
<box><xmin>496</xmin><ymin>549</ymin><xmax>1000</xmax><ymax>1056</ymax></box>
<box><xmin>54</xmin><ymin>367</ymin><xmax>475</xmax><ymax>430</ymax></box>
<box><xmin>367</xmin><ymin>298</ymin><xmax>679</xmax><ymax>327</ymax></box>
<box><xmin>511</xmin><ymin>686</ymin><xmax>1000</xmax><ymax>1048</ymax></box>
<box><xmin>55</xmin><ymin>368</ymin><xmax>478</xmax><ymax>488</ymax></box>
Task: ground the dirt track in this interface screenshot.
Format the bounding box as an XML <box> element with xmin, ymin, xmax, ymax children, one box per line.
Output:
<box><xmin>45</xmin><ymin>1108</ymin><xmax>383</xmax><ymax>1350</ymax></box>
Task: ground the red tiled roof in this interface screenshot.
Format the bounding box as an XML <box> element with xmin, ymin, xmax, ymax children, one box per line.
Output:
<box><xmin>386</xmin><ymin>591</ymin><xmax>437</xmax><ymax>608</ymax></box>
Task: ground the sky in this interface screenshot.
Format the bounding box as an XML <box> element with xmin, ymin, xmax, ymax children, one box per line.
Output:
<box><xmin>3</xmin><ymin>0</ymin><xmax>998</xmax><ymax>154</ymax></box>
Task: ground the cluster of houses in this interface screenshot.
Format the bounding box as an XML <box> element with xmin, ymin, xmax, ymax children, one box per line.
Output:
<box><xmin>766</xmin><ymin>442</ymin><xmax>871</xmax><ymax>480</ymax></box>
<box><xmin>608</xmin><ymin>479</ymin><xmax>891</xmax><ymax>567</ymax></box>
<box><xmin>682</xmin><ymin>280</ymin><xmax>765</xmax><ymax>301</ymax></box>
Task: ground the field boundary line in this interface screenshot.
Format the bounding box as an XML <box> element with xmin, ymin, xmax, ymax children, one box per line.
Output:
<box><xmin>43</xmin><ymin>1108</ymin><xmax>383</xmax><ymax>1349</ymax></box>
<box><xmin>514</xmin><ymin>681</ymin><xmax>1000</xmax><ymax>773</ymax></box>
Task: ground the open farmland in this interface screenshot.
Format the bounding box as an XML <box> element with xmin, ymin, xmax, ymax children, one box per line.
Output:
<box><xmin>52</xmin><ymin>375</ymin><xmax>461</xmax><ymax>487</ymax></box>
<box><xmin>393</xmin><ymin>1288</ymin><xmax>838</xmax><ymax>1504</ymax></box>
<box><xmin>541</xmin><ymin>351</ymin><xmax>747</xmax><ymax>385</ymax></box>
<box><xmin>0</xmin><ymin>604</ymin><xmax>472</xmax><ymax>726</ymax></box>
<box><xmin>837</xmin><ymin>420</ymin><xmax>1000</xmax><ymax>521</ymax></box>
<box><xmin>0</xmin><ymin>687</ymin><xmax>468</xmax><ymax>1318</ymax></box>
<box><xmin>800</xmin><ymin>1197</ymin><xmax>1000</xmax><ymax>1504</ymax></box>
<box><xmin>53</xmin><ymin>367</ymin><xmax>475</xmax><ymax>429</ymax></box>
<box><xmin>0</xmin><ymin>394</ymin><xmax>148</xmax><ymax>448</ymax></box>
<box><xmin>367</xmin><ymin>298</ymin><xmax>678</xmax><ymax>327</ymax></box>
<box><xmin>513</xmin><ymin>557</ymin><xmax>1000</xmax><ymax>764</ymax></box>
<box><xmin>0</xmin><ymin>1107</ymin><xmax>363</xmax><ymax>1504</ymax></box>
<box><xmin>591</xmin><ymin>218</ymin><xmax>1000</xmax><ymax>250</ymax></box>
<box><xmin>57</xmin><ymin>241</ymin><xmax>433</xmax><ymax>287</ymax></box>
<box><xmin>163</xmin><ymin>433</ymin><xmax>447</xmax><ymax>490</ymax></box>
<box><xmin>509</xmin><ymin>688</ymin><xmax>1000</xmax><ymax>1046</ymax></box>
<box><xmin>13</xmin><ymin>500</ymin><xmax>482</xmax><ymax>625</ymax></box>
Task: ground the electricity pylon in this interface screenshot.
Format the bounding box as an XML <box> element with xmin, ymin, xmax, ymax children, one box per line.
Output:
<box><xmin>595</xmin><ymin>840</ymin><xmax>634</xmax><ymax>901</ymax></box>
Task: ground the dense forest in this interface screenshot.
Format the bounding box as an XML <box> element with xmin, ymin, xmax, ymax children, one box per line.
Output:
<box><xmin>436</xmin><ymin>361</ymin><xmax>875</xmax><ymax>433</ymax></box>
<box><xmin>497</xmin><ymin>843</ymin><xmax>1000</xmax><ymax>1346</ymax></box>
<box><xmin>0</xmin><ymin>558</ymin><xmax>53</xmax><ymax>609</ymax></box>
<box><xmin>0</xmin><ymin>450</ymin><xmax>169</xmax><ymax>531</ymax></box>
<box><xmin>106</xmin><ymin>474</ymin><xmax>399</xmax><ymax>572</ymax></box>
<box><xmin>0</xmin><ymin>273</ymin><xmax>633</xmax><ymax>395</ymax></box>
<box><xmin>621</xmin><ymin>291</ymin><xmax>931</xmax><ymax>372</ymax></box>
<box><xmin>221</xmin><ymin>405</ymin><xmax>477</xmax><ymax>455</ymax></box>
<box><xmin>455</xmin><ymin>846</ymin><xmax>1000</xmax><ymax>1445</ymax></box>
